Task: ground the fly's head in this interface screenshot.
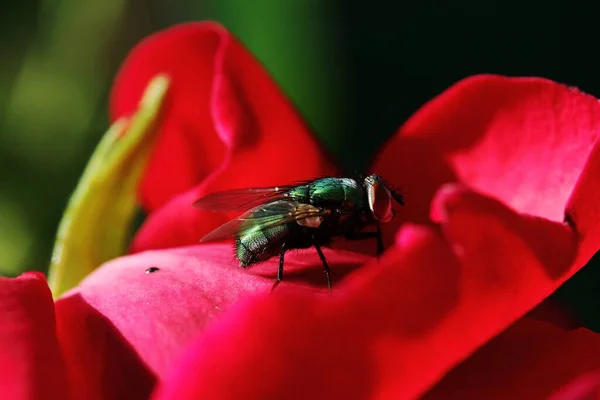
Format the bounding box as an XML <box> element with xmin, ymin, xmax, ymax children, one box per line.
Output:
<box><xmin>363</xmin><ymin>174</ymin><xmax>405</xmax><ymax>224</ymax></box>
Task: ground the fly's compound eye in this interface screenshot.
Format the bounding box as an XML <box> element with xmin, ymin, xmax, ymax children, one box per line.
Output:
<box><xmin>367</xmin><ymin>182</ymin><xmax>393</xmax><ymax>223</ymax></box>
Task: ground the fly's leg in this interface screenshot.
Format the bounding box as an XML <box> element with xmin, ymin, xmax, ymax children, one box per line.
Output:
<box><xmin>313</xmin><ymin>242</ymin><xmax>332</xmax><ymax>292</ymax></box>
<box><xmin>270</xmin><ymin>242</ymin><xmax>287</xmax><ymax>293</ymax></box>
<box><xmin>344</xmin><ymin>226</ymin><xmax>384</xmax><ymax>257</ymax></box>
<box><xmin>375</xmin><ymin>224</ymin><xmax>384</xmax><ymax>256</ymax></box>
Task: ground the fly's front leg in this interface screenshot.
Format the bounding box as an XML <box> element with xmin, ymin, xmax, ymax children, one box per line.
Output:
<box><xmin>344</xmin><ymin>227</ymin><xmax>384</xmax><ymax>257</ymax></box>
<box><xmin>270</xmin><ymin>242</ymin><xmax>287</xmax><ymax>293</ymax></box>
<box><xmin>375</xmin><ymin>224</ymin><xmax>384</xmax><ymax>256</ymax></box>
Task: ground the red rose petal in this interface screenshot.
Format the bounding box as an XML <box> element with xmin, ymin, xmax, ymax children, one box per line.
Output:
<box><xmin>111</xmin><ymin>23</ymin><xmax>226</xmax><ymax>210</ymax></box>
<box><xmin>431</xmin><ymin>183</ymin><xmax>578</xmax><ymax>280</ymax></box>
<box><xmin>57</xmin><ymin>244</ymin><xmax>371</xmax><ymax>378</ymax></box>
<box><xmin>111</xmin><ymin>22</ymin><xmax>336</xmax><ymax>251</ymax></box>
<box><xmin>153</xmin><ymin>186</ymin><xmax>577</xmax><ymax>399</ymax></box>
<box><xmin>423</xmin><ymin>318</ymin><xmax>600</xmax><ymax>400</ymax></box>
<box><xmin>372</xmin><ymin>75</ymin><xmax>600</xmax><ymax>246</ymax></box>
<box><xmin>566</xmin><ymin>138</ymin><xmax>600</xmax><ymax>273</ymax></box>
<box><xmin>54</xmin><ymin>296</ymin><xmax>156</xmax><ymax>400</ymax></box>
<box><xmin>0</xmin><ymin>272</ymin><xmax>69</xmax><ymax>400</ymax></box>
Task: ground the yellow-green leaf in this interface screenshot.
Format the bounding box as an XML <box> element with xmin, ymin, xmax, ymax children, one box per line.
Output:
<box><xmin>48</xmin><ymin>75</ymin><xmax>170</xmax><ymax>297</ymax></box>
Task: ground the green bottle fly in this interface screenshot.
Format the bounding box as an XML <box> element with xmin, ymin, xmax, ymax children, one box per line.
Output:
<box><xmin>193</xmin><ymin>175</ymin><xmax>404</xmax><ymax>291</ymax></box>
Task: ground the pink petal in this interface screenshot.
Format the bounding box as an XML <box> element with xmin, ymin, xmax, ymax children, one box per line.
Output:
<box><xmin>56</xmin><ymin>244</ymin><xmax>371</xmax><ymax>378</ymax></box>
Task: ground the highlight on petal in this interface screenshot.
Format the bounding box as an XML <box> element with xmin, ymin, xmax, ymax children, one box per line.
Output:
<box><xmin>111</xmin><ymin>23</ymin><xmax>337</xmax><ymax>252</ymax></box>
<box><xmin>56</xmin><ymin>244</ymin><xmax>371</xmax><ymax>378</ymax></box>
<box><xmin>0</xmin><ymin>272</ymin><xmax>69</xmax><ymax>400</ymax></box>
<box><xmin>372</xmin><ymin>75</ymin><xmax>600</xmax><ymax>239</ymax></box>
<box><xmin>152</xmin><ymin>185</ymin><xmax>578</xmax><ymax>400</ymax></box>
<box><xmin>423</xmin><ymin>318</ymin><xmax>600</xmax><ymax>400</ymax></box>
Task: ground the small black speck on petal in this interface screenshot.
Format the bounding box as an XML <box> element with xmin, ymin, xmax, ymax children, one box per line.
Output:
<box><xmin>145</xmin><ymin>267</ymin><xmax>160</xmax><ymax>274</ymax></box>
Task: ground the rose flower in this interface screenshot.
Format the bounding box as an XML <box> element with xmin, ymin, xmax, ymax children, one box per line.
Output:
<box><xmin>2</xmin><ymin>21</ymin><xmax>600</xmax><ymax>400</ymax></box>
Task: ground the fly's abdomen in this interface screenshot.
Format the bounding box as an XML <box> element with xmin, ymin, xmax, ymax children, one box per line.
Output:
<box><xmin>235</xmin><ymin>222</ymin><xmax>289</xmax><ymax>267</ymax></box>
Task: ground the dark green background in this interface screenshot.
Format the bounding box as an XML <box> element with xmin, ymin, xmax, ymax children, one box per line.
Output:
<box><xmin>1</xmin><ymin>1</ymin><xmax>598</xmax><ymax>328</ymax></box>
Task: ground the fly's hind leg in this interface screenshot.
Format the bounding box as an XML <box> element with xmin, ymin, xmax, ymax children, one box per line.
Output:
<box><xmin>270</xmin><ymin>242</ymin><xmax>287</xmax><ymax>293</ymax></box>
<box><xmin>313</xmin><ymin>242</ymin><xmax>332</xmax><ymax>292</ymax></box>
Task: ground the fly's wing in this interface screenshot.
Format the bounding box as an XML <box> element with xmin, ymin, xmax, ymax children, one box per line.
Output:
<box><xmin>200</xmin><ymin>200</ymin><xmax>330</xmax><ymax>242</ymax></box>
<box><xmin>192</xmin><ymin>181</ymin><xmax>314</xmax><ymax>212</ymax></box>
<box><xmin>193</xmin><ymin>187</ymin><xmax>293</xmax><ymax>212</ymax></box>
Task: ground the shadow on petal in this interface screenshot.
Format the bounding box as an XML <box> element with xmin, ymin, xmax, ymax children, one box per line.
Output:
<box><xmin>250</xmin><ymin>248</ymin><xmax>372</xmax><ymax>290</ymax></box>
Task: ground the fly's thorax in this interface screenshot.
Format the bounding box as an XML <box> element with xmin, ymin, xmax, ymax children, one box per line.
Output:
<box><xmin>300</xmin><ymin>177</ymin><xmax>364</xmax><ymax>210</ymax></box>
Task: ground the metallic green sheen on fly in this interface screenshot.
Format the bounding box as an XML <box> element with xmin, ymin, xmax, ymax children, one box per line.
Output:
<box><xmin>193</xmin><ymin>175</ymin><xmax>404</xmax><ymax>291</ymax></box>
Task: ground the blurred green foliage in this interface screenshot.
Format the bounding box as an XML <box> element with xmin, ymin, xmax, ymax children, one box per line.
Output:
<box><xmin>1</xmin><ymin>0</ymin><xmax>127</xmax><ymax>276</ymax></box>
<box><xmin>0</xmin><ymin>0</ymin><xmax>342</xmax><ymax>276</ymax></box>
